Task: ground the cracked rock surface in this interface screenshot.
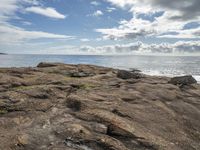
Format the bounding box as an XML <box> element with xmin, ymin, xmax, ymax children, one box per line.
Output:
<box><xmin>0</xmin><ymin>62</ymin><xmax>200</xmax><ymax>150</ymax></box>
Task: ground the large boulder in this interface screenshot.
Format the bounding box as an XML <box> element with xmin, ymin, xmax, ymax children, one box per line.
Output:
<box><xmin>168</xmin><ymin>75</ymin><xmax>197</xmax><ymax>86</ymax></box>
<box><xmin>117</xmin><ymin>70</ymin><xmax>141</xmax><ymax>79</ymax></box>
<box><xmin>37</xmin><ymin>62</ymin><xmax>59</xmax><ymax>68</ymax></box>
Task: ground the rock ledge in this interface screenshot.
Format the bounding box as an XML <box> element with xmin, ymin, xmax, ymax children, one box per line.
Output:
<box><xmin>0</xmin><ymin>63</ymin><xmax>199</xmax><ymax>150</ymax></box>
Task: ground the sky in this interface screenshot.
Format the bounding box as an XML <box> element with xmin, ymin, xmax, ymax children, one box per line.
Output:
<box><xmin>0</xmin><ymin>0</ymin><xmax>200</xmax><ymax>55</ymax></box>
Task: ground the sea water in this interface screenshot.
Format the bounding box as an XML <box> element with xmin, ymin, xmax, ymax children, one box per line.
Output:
<box><xmin>0</xmin><ymin>54</ymin><xmax>199</xmax><ymax>82</ymax></box>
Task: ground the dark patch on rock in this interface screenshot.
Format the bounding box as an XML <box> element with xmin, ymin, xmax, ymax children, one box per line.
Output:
<box><xmin>169</xmin><ymin>75</ymin><xmax>197</xmax><ymax>86</ymax></box>
<box><xmin>112</xmin><ymin>109</ymin><xmax>130</xmax><ymax>118</ymax></box>
<box><xmin>37</xmin><ymin>62</ymin><xmax>59</xmax><ymax>68</ymax></box>
<box><xmin>66</xmin><ymin>97</ymin><xmax>83</xmax><ymax>111</ymax></box>
<box><xmin>70</xmin><ymin>72</ymin><xmax>95</xmax><ymax>78</ymax></box>
<box><xmin>117</xmin><ymin>70</ymin><xmax>141</xmax><ymax>79</ymax></box>
<box><xmin>130</xmin><ymin>68</ymin><xmax>142</xmax><ymax>73</ymax></box>
<box><xmin>107</xmin><ymin>124</ymin><xmax>133</xmax><ymax>138</ymax></box>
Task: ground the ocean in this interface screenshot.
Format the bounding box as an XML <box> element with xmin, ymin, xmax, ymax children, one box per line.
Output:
<box><xmin>0</xmin><ymin>54</ymin><xmax>200</xmax><ymax>82</ymax></box>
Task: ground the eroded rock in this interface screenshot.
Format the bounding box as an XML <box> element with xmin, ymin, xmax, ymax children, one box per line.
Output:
<box><xmin>0</xmin><ymin>62</ymin><xmax>199</xmax><ymax>150</ymax></box>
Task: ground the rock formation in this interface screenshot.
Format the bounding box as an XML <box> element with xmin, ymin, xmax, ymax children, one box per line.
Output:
<box><xmin>169</xmin><ymin>75</ymin><xmax>197</xmax><ymax>86</ymax></box>
<box><xmin>0</xmin><ymin>62</ymin><xmax>199</xmax><ymax>150</ymax></box>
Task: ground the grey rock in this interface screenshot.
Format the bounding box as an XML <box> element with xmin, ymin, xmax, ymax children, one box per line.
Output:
<box><xmin>71</xmin><ymin>72</ymin><xmax>93</xmax><ymax>78</ymax></box>
<box><xmin>37</xmin><ymin>62</ymin><xmax>59</xmax><ymax>68</ymax></box>
<box><xmin>169</xmin><ymin>75</ymin><xmax>197</xmax><ymax>85</ymax></box>
<box><xmin>117</xmin><ymin>70</ymin><xmax>141</xmax><ymax>79</ymax></box>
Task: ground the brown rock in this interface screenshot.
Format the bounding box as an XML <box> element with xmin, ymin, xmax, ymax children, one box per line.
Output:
<box><xmin>0</xmin><ymin>62</ymin><xmax>199</xmax><ymax>150</ymax></box>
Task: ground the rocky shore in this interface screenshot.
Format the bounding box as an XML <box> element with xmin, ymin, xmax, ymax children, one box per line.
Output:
<box><xmin>0</xmin><ymin>62</ymin><xmax>200</xmax><ymax>150</ymax></box>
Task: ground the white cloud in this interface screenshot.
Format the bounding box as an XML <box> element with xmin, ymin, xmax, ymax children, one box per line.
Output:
<box><xmin>99</xmin><ymin>0</ymin><xmax>200</xmax><ymax>41</ymax></box>
<box><xmin>91</xmin><ymin>1</ymin><xmax>100</xmax><ymax>6</ymax></box>
<box><xmin>0</xmin><ymin>23</ymin><xmax>74</xmax><ymax>44</ymax></box>
<box><xmin>105</xmin><ymin>0</ymin><xmax>135</xmax><ymax>8</ymax></box>
<box><xmin>0</xmin><ymin>0</ymin><xmax>41</xmax><ymax>22</ymax></box>
<box><xmin>106</xmin><ymin>7</ymin><xmax>116</xmax><ymax>12</ymax></box>
<box><xmin>0</xmin><ymin>0</ymin><xmax>73</xmax><ymax>45</ymax></box>
<box><xmin>159</xmin><ymin>27</ymin><xmax>200</xmax><ymax>39</ymax></box>
<box><xmin>96</xmin><ymin>18</ymin><xmax>156</xmax><ymax>40</ymax></box>
<box><xmin>22</xmin><ymin>21</ymin><xmax>32</xmax><ymax>25</ymax></box>
<box><xmin>92</xmin><ymin>10</ymin><xmax>103</xmax><ymax>17</ymax></box>
<box><xmin>3</xmin><ymin>40</ymin><xmax>200</xmax><ymax>55</ymax></box>
<box><xmin>25</xmin><ymin>7</ymin><xmax>66</xmax><ymax>19</ymax></box>
<box><xmin>78</xmin><ymin>41</ymin><xmax>200</xmax><ymax>54</ymax></box>
<box><xmin>0</xmin><ymin>0</ymin><xmax>20</xmax><ymax>22</ymax></box>
<box><xmin>80</xmin><ymin>38</ymin><xmax>90</xmax><ymax>42</ymax></box>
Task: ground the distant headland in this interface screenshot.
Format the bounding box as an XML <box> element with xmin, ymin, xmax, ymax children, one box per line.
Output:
<box><xmin>0</xmin><ymin>53</ymin><xmax>7</xmax><ymax>55</ymax></box>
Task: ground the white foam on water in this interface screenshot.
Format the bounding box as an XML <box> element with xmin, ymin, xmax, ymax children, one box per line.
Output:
<box><xmin>142</xmin><ymin>70</ymin><xmax>200</xmax><ymax>84</ymax></box>
<box><xmin>193</xmin><ymin>76</ymin><xmax>200</xmax><ymax>83</ymax></box>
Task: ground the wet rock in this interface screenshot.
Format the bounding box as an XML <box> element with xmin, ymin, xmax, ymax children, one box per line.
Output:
<box><xmin>169</xmin><ymin>75</ymin><xmax>197</xmax><ymax>86</ymax></box>
<box><xmin>130</xmin><ymin>68</ymin><xmax>141</xmax><ymax>73</ymax></box>
<box><xmin>117</xmin><ymin>70</ymin><xmax>141</xmax><ymax>79</ymax></box>
<box><xmin>37</xmin><ymin>62</ymin><xmax>59</xmax><ymax>68</ymax></box>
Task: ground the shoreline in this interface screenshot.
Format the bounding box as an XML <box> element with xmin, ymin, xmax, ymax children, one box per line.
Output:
<box><xmin>0</xmin><ymin>64</ymin><xmax>199</xmax><ymax>84</ymax></box>
<box><xmin>0</xmin><ymin>54</ymin><xmax>199</xmax><ymax>84</ymax></box>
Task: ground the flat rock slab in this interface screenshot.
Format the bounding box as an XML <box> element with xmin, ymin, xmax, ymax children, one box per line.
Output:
<box><xmin>0</xmin><ymin>62</ymin><xmax>200</xmax><ymax>150</ymax></box>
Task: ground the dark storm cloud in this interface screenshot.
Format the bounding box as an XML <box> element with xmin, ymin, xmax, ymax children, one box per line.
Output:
<box><xmin>150</xmin><ymin>0</ymin><xmax>200</xmax><ymax>20</ymax></box>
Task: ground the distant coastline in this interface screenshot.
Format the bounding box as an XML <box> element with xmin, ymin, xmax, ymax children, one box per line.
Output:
<box><xmin>0</xmin><ymin>53</ymin><xmax>7</xmax><ymax>55</ymax></box>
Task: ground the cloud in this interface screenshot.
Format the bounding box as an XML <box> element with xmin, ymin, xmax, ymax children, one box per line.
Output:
<box><xmin>25</xmin><ymin>7</ymin><xmax>66</xmax><ymax>19</ymax></box>
<box><xmin>148</xmin><ymin>0</ymin><xmax>200</xmax><ymax>20</ymax></box>
<box><xmin>96</xmin><ymin>18</ymin><xmax>156</xmax><ymax>40</ymax></box>
<box><xmin>80</xmin><ymin>38</ymin><xmax>90</xmax><ymax>42</ymax></box>
<box><xmin>106</xmin><ymin>7</ymin><xmax>116</xmax><ymax>12</ymax></box>
<box><xmin>0</xmin><ymin>0</ymin><xmax>41</xmax><ymax>22</ymax></box>
<box><xmin>4</xmin><ymin>40</ymin><xmax>200</xmax><ymax>55</ymax></box>
<box><xmin>106</xmin><ymin>0</ymin><xmax>200</xmax><ymax>20</ymax></box>
<box><xmin>0</xmin><ymin>0</ymin><xmax>73</xmax><ymax>45</ymax></box>
<box><xmin>92</xmin><ymin>10</ymin><xmax>103</xmax><ymax>17</ymax></box>
<box><xmin>99</xmin><ymin>0</ymin><xmax>200</xmax><ymax>41</ymax></box>
<box><xmin>105</xmin><ymin>0</ymin><xmax>135</xmax><ymax>8</ymax></box>
<box><xmin>0</xmin><ymin>0</ymin><xmax>20</xmax><ymax>22</ymax></box>
<box><xmin>22</xmin><ymin>21</ymin><xmax>32</xmax><ymax>25</ymax></box>
<box><xmin>91</xmin><ymin>1</ymin><xmax>100</xmax><ymax>6</ymax></box>
<box><xmin>78</xmin><ymin>41</ymin><xmax>200</xmax><ymax>54</ymax></box>
<box><xmin>21</xmin><ymin>0</ymin><xmax>40</xmax><ymax>5</ymax></box>
<box><xmin>0</xmin><ymin>23</ymin><xmax>74</xmax><ymax>44</ymax></box>
<box><xmin>159</xmin><ymin>27</ymin><xmax>200</xmax><ymax>39</ymax></box>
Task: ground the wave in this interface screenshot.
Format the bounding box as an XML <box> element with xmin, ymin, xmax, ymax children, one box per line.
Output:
<box><xmin>142</xmin><ymin>70</ymin><xmax>200</xmax><ymax>83</ymax></box>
